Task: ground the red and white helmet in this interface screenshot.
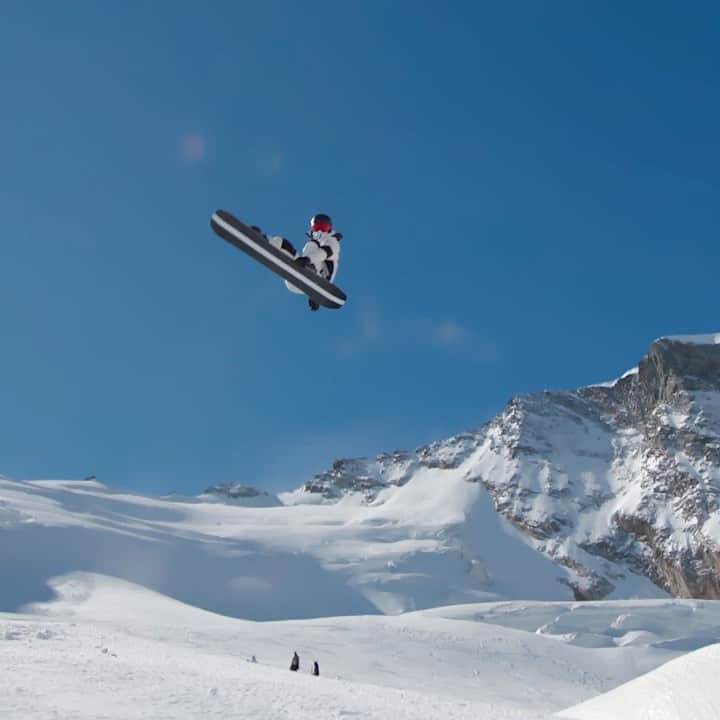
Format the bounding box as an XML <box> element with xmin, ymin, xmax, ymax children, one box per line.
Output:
<box><xmin>310</xmin><ymin>213</ymin><xmax>332</xmax><ymax>233</ymax></box>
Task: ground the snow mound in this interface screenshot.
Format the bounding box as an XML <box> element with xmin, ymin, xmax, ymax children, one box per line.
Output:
<box><xmin>662</xmin><ymin>333</ymin><xmax>720</xmax><ymax>346</ymax></box>
<box><xmin>558</xmin><ymin>642</ymin><xmax>720</xmax><ymax>719</ymax></box>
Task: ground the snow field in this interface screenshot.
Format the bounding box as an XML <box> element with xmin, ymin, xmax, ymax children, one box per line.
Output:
<box><xmin>0</xmin><ymin>614</ymin><xmax>509</xmax><ymax>720</ymax></box>
<box><xmin>3</xmin><ymin>572</ymin><xmax>720</xmax><ymax>719</ymax></box>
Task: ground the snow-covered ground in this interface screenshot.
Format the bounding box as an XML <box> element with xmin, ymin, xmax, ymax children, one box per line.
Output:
<box><xmin>3</xmin><ymin>572</ymin><xmax>720</xmax><ymax>719</ymax></box>
<box><xmin>559</xmin><ymin>643</ymin><xmax>720</xmax><ymax>720</ymax></box>
<box><xmin>3</xmin><ymin>467</ymin><xmax>720</xmax><ymax>718</ymax></box>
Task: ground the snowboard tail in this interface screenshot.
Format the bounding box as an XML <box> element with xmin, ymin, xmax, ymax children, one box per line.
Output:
<box><xmin>210</xmin><ymin>210</ymin><xmax>346</xmax><ymax>310</ymax></box>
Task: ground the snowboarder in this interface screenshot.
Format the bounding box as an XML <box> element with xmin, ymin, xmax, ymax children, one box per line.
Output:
<box><xmin>210</xmin><ymin>210</ymin><xmax>346</xmax><ymax>310</ymax></box>
<box><xmin>290</xmin><ymin>651</ymin><xmax>299</xmax><ymax>672</ymax></box>
<box><xmin>312</xmin><ymin>661</ymin><xmax>319</xmax><ymax>676</ymax></box>
<box><xmin>293</xmin><ymin>214</ymin><xmax>342</xmax><ymax>311</ymax></box>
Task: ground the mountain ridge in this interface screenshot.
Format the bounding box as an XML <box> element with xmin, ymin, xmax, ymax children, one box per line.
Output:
<box><xmin>1</xmin><ymin>333</ymin><xmax>718</xmax><ymax>620</ymax></box>
<box><xmin>287</xmin><ymin>334</ymin><xmax>720</xmax><ymax>600</ymax></box>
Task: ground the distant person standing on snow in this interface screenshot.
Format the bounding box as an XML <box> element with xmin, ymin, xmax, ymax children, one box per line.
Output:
<box><xmin>290</xmin><ymin>651</ymin><xmax>299</xmax><ymax>672</ymax></box>
<box><xmin>312</xmin><ymin>661</ymin><xmax>319</xmax><ymax>676</ymax></box>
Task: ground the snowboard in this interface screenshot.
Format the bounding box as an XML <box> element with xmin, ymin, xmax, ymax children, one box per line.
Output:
<box><xmin>210</xmin><ymin>210</ymin><xmax>347</xmax><ymax>310</ymax></box>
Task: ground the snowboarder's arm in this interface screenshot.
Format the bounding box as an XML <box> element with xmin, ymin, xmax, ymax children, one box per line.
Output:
<box><xmin>317</xmin><ymin>232</ymin><xmax>341</xmax><ymax>262</ymax></box>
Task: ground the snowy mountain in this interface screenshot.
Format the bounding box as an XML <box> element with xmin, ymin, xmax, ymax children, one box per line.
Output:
<box><xmin>2</xmin><ymin>334</ymin><xmax>718</xmax><ymax>622</ymax></box>
<box><xmin>0</xmin><ymin>470</ymin><xmax>579</xmax><ymax>621</ymax></box>
<box><xmin>3</xmin><ymin>334</ymin><xmax>720</xmax><ymax>718</ymax></box>
<box><xmin>289</xmin><ymin>334</ymin><xmax>720</xmax><ymax>601</ymax></box>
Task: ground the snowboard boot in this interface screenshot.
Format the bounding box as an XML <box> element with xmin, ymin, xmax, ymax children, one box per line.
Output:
<box><xmin>308</xmin><ymin>299</ymin><xmax>320</xmax><ymax>312</ymax></box>
<box><xmin>295</xmin><ymin>256</ymin><xmax>313</xmax><ymax>270</ymax></box>
<box><xmin>280</xmin><ymin>237</ymin><xmax>297</xmax><ymax>257</ymax></box>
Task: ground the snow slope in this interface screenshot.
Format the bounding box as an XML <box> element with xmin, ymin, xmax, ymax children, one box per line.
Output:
<box><xmin>3</xmin><ymin>572</ymin><xmax>720</xmax><ymax>719</ymax></box>
<box><xmin>2</xmin><ymin>458</ymin><xmax>720</xmax><ymax>717</ymax></box>
<box><xmin>559</xmin><ymin>643</ymin><xmax>720</xmax><ymax>720</ymax></box>
<box><xmin>0</xmin><ymin>473</ymin><xmax>577</xmax><ymax>620</ymax></box>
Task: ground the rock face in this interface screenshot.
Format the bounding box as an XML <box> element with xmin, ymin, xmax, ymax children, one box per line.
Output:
<box><xmin>297</xmin><ymin>434</ymin><xmax>485</xmax><ymax>502</ymax></box>
<box><xmin>201</xmin><ymin>483</ymin><xmax>281</xmax><ymax>507</ymax></box>
<box><xmin>294</xmin><ymin>335</ymin><xmax>720</xmax><ymax>600</ymax></box>
<box><xmin>300</xmin><ymin>453</ymin><xmax>418</xmax><ymax>501</ymax></box>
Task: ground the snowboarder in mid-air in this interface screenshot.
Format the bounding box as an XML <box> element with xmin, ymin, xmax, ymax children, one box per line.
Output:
<box><xmin>312</xmin><ymin>661</ymin><xmax>319</xmax><ymax>676</ymax></box>
<box><xmin>210</xmin><ymin>209</ymin><xmax>346</xmax><ymax>311</ymax></box>
<box><xmin>295</xmin><ymin>214</ymin><xmax>342</xmax><ymax>311</ymax></box>
<box><xmin>268</xmin><ymin>213</ymin><xmax>342</xmax><ymax>311</ymax></box>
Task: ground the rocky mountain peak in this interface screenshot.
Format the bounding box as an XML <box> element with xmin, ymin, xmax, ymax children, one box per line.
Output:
<box><xmin>291</xmin><ymin>333</ymin><xmax>720</xmax><ymax>601</ymax></box>
<box><xmin>639</xmin><ymin>336</ymin><xmax>720</xmax><ymax>408</ymax></box>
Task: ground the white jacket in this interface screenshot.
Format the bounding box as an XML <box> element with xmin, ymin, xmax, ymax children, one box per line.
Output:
<box><xmin>301</xmin><ymin>230</ymin><xmax>342</xmax><ymax>282</ymax></box>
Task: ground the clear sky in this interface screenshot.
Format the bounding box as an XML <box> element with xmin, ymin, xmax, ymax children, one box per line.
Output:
<box><xmin>1</xmin><ymin>2</ymin><xmax>718</xmax><ymax>494</ymax></box>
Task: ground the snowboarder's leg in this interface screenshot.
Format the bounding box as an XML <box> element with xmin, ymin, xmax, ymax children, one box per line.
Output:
<box><xmin>267</xmin><ymin>236</ymin><xmax>297</xmax><ymax>259</ymax></box>
<box><xmin>298</xmin><ymin>239</ymin><xmax>327</xmax><ymax>273</ymax></box>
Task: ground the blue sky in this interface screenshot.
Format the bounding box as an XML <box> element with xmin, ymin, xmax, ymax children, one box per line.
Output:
<box><xmin>1</xmin><ymin>2</ymin><xmax>718</xmax><ymax>494</ymax></box>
